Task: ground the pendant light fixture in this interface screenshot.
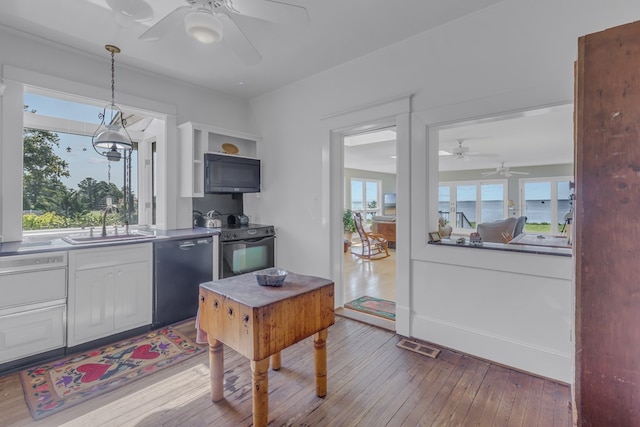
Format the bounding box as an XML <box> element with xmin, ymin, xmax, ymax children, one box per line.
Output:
<box><xmin>92</xmin><ymin>44</ymin><xmax>132</xmax><ymax>162</ymax></box>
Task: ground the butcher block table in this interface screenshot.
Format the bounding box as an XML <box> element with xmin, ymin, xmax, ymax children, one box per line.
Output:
<box><xmin>198</xmin><ymin>272</ymin><xmax>335</xmax><ymax>427</ymax></box>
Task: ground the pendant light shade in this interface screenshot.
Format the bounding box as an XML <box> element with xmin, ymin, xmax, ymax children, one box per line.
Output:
<box><xmin>92</xmin><ymin>45</ymin><xmax>132</xmax><ymax>158</ymax></box>
<box><xmin>93</xmin><ymin>122</ymin><xmax>131</xmax><ymax>150</ymax></box>
<box><xmin>184</xmin><ymin>9</ymin><xmax>223</xmax><ymax>44</ymax></box>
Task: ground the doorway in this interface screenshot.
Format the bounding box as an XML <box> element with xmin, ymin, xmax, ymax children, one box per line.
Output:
<box><xmin>324</xmin><ymin>94</ymin><xmax>411</xmax><ymax>337</ymax></box>
<box><xmin>341</xmin><ymin>126</ymin><xmax>397</xmax><ymax>329</ymax></box>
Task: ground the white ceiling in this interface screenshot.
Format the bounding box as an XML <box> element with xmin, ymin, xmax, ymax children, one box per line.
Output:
<box><xmin>1</xmin><ymin>0</ymin><xmax>573</xmax><ymax>175</ymax></box>
<box><xmin>0</xmin><ymin>0</ymin><xmax>503</xmax><ymax>99</ymax></box>
<box><xmin>344</xmin><ymin>104</ymin><xmax>574</xmax><ymax>175</ymax></box>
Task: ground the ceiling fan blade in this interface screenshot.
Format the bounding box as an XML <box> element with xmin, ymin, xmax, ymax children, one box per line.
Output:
<box><xmin>139</xmin><ymin>6</ymin><xmax>191</xmax><ymax>41</ymax></box>
<box><xmin>508</xmin><ymin>171</ymin><xmax>530</xmax><ymax>175</ymax></box>
<box><xmin>218</xmin><ymin>13</ymin><xmax>262</xmax><ymax>65</ymax></box>
<box><xmin>106</xmin><ymin>0</ymin><xmax>154</xmax><ymax>22</ymax></box>
<box><xmin>467</xmin><ymin>152</ymin><xmax>499</xmax><ymax>158</ymax></box>
<box><xmin>222</xmin><ymin>0</ymin><xmax>309</xmax><ymax>26</ymax></box>
<box><xmin>481</xmin><ymin>171</ymin><xmax>499</xmax><ymax>176</ymax></box>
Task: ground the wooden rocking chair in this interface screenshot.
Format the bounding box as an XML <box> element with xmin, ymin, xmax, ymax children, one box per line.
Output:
<box><xmin>351</xmin><ymin>211</ymin><xmax>390</xmax><ymax>260</ymax></box>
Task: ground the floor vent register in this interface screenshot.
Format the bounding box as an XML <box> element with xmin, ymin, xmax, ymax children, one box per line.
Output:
<box><xmin>396</xmin><ymin>338</ymin><xmax>441</xmax><ymax>359</ymax></box>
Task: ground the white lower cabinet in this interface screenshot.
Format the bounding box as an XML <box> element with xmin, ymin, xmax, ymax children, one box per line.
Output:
<box><xmin>0</xmin><ymin>252</ymin><xmax>67</xmax><ymax>364</ymax></box>
<box><xmin>68</xmin><ymin>243</ymin><xmax>152</xmax><ymax>347</ymax></box>
<box><xmin>0</xmin><ymin>305</ymin><xmax>66</xmax><ymax>364</ymax></box>
<box><xmin>113</xmin><ymin>262</ymin><xmax>152</xmax><ymax>330</ymax></box>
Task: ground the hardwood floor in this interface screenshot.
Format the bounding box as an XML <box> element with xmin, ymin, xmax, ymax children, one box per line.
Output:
<box><xmin>343</xmin><ymin>245</ymin><xmax>396</xmax><ymax>303</ymax></box>
<box><xmin>0</xmin><ymin>317</ymin><xmax>571</xmax><ymax>426</ymax></box>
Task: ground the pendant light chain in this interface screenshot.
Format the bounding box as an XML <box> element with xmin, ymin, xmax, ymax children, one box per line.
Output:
<box><xmin>110</xmin><ymin>48</ymin><xmax>115</xmax><ymax>107</ymax></box>
<box><xmin>104</xmin><ymin>44</ymin><xmax>122</xmax><ymax>121</ymax></box>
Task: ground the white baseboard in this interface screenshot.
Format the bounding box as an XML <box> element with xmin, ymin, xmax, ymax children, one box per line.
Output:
<box><xmin>412</xmin><ymin>314</ymin><xmax>572</xmax><ymax>383</ymax></box>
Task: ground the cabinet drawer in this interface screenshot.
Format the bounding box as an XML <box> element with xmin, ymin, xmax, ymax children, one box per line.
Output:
<box><xmin>0</xmin><ymin>268</ymin><xmax>66</xmax><ymax>310</ymax></box>
<box><xmin>0</xmin><ymin>305</ymin><xmax>65</xmax><ymax>364</ymax></box>
<box><xmin>70</xmin><ymin>243</ymin><xmax>152</xmax><ymax>270</ymax></box>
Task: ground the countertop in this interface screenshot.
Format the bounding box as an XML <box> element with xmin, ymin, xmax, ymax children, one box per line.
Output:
<box><xmin>200</xmin><ymin>272</ymin><xmax>334</xmax><ymax>308</ymax></box>
<box><xmin>431</xmin><ymin>235</ymin><xmax>572</xmax><ymax>257</ymax></box>
<box><xmin>0</xmin><ymin>227</ymin><xmax>221</xmax><ymax>256</ymax></box>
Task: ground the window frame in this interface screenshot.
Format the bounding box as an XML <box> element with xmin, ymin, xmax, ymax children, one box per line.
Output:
<box><xmin>21</xmin><ymin>86</ymin><xmax>157</xmax><ymax>234</ymax></box>
<box><xmin>349</xmin><ymin>177</ymin><xmax>382</xmax><ymax>220</ymax></box>
<box><xmin>518</xmin><ymin>175</ymin><xmax>573</xmax><ymax>235</ymax></box>
<box><xmin>439</xmin><ymin>178</ymin><xmax>508</xmax><ymax>234</ymax></box>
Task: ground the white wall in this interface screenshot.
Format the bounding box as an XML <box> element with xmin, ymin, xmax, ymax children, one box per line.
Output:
<box><xmin>0</xmin><ymin>27</ymin><xmax>253</xmax><ymax>238</ymax></box>
<box><xmin>248</xmin><ymin>0</ymin><xmax>640</xmax><ymax>382</ymax></box>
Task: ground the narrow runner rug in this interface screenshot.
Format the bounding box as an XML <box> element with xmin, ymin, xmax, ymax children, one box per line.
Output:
<box><xmin>20</xmin><ymin>325</ymin><xmax>204</xmax><ymax>420</ymax></box>
<box><xmin>344</xmin><ymin>296</ymin><xmax>396</xmax><ymax>320</ymax></box>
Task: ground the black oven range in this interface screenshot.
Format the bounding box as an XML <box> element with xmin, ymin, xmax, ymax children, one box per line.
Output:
<box><xmin>219</xmin><ymin>223</ymin><xmax>276</xmax><ymax>279</ymax></box>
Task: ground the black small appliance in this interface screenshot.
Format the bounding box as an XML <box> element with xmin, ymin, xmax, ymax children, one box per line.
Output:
<box><xmin>204</xmin><ymin>153</ymin><xmax>260</xmax><ymax>194</ymax></box>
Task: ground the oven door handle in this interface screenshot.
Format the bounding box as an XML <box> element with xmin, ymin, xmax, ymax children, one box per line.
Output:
<box><xmin>226</xmin><ymin>236</ymin><xmax>275</xmax><ymax>244</ymax></box>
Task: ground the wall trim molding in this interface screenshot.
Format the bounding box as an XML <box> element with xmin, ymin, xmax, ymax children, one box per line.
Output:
<box><xmin>412</xmin><ymin>313</ymin><xmax>572</xmax><ymax>383</ymax></box>
<box><xmin>321</xmin><ymin>92</ymin><xmax>412</xmax><ymax>121</ymax></box>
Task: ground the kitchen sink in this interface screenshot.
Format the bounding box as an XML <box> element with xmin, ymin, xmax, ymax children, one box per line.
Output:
<box><xmin>62</xmin><ymin>230</ymin><xmax>156</xmax><ymax>245</ymax></box>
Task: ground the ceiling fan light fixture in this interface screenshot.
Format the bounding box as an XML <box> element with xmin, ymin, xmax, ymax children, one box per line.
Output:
<box><xmin>184</xmin><ymin>9</ymin><xmax>223</xmax><ymax>44</ymax></box>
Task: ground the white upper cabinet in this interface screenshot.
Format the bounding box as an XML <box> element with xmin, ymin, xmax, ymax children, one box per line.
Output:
<box><xmin>178</xmin><ymin>122</ymin><xmax>259</xmax><ymax>197</ymax></box>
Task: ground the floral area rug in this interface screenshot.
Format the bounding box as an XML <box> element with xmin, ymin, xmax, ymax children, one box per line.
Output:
<box><xmin>344</xmin><ymin>296</ymin><xmax>396</xmax><ymax>320</ymax></box>
<box><xmin>20</xmin><ymin>326</ymin><xmax>204</xmax><ymax>420</ymax></box>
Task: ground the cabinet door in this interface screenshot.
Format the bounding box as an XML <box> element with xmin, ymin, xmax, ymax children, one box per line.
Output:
<box><xmin>68</xmin><ymin>266</ymin><xmax>115</xmax><ymax>346</ymax></box>
<box><xmin>113</xmin><ymin>262</ymin><xmax>151</xmax><ymax>331</ymax></box>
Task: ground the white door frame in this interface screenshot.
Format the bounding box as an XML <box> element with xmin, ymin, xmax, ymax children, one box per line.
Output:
<box><xmin>321</xmin><ymin>94</ymin><xmax>412</xmax><ymax>336</ymax></box>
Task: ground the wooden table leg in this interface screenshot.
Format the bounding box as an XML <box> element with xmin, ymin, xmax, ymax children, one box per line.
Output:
<box><xmin>251</xmin><ymin>358</ymin><xmax>270</xmax><ymax>427</ymax></box>
<box><xmin>314</xmin><ymin>328</ymin><xmax>328</xmax><ymax>397</ymax></box>
<box><xmin>209</xmin><ymin>339</ymin><xmax>224</xmax><ymax>402</ymax></box>
<box><xmin>270</xmin><ymin>351</ymin><xmax>281</xmax><ymax>371</ymax></box>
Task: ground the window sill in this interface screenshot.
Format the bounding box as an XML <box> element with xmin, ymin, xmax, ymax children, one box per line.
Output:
<box><xmin>430</xmin><ymin>237</ymin><xmax>572</xmax><ymax>257</ymax></box>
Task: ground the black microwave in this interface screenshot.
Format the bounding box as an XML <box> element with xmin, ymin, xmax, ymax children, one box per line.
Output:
<box><xmin>204</xmin><ymin>153</ymin><xmax>261</xmax><ymax>194</ymax></box>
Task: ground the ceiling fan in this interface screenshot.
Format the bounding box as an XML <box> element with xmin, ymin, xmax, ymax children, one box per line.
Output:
<box><xmin>441</xmin><ymin>139</ymin><xmax>497</xmax><ymax>161</ymax></box>
<box><xmin>481</xmin><ymin>162</ymin><xmax>530</xmax><ymax>178</ymax></box>
<box><xmin>138</xmin><ymin>0</ymin><xmax>309</xmax><ymax>65</ymax></box>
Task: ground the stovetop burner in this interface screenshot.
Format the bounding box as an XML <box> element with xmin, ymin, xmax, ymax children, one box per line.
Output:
<box><xmin>219</xmin><ymin>223</ymin><xmax>276</xmax><ymax>242</ymax></box>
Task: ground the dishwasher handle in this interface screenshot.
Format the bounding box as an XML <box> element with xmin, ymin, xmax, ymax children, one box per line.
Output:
<box><xmin>179</xmin><ymin>241</ymin><xmax>196</xmax><ymax>250</ymax></box>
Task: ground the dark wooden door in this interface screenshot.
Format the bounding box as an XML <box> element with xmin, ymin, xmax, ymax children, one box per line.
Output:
<box><xmin>575</xmin><ymin>20</ymin><xmax>640</xmax><ymax>426</ymax></box>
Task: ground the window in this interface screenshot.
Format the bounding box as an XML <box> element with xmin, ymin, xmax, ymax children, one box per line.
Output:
<box><xmin>439</xmin><ymin>180</ymin><xmax>507</xmax><ymax>231</ymax></box>
<box><xmin>520</xmin><ymin>177</ymin><xmax>572</xmax><ymax>234</ymax></box>
<box><xmin>22</xmin><ymin>88</ymin><xmax>159</xmax><ymax>231</ymax></box>
<box><xmin>350</xmin><ymin>178</ymin><xmax>381</xmax><ymax>221</ymax></box>
<box><xmin>434</xmin><ymin>104</ymin><xmax>574</xmax><ymax>253</ymax></box>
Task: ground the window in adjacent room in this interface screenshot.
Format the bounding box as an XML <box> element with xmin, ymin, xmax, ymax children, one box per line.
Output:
<box><xmin>520</xmin><ymin>177</ymin><xmax>572</xmax><ymax>234</ymax></box>
<box><xmin>350</xmin><ymin>178</ymin><xmax>381</xmax><ymax>222</ymax></box>
<box><xmin>439</xmin><ymin>180</ymin><xmax>507</xmax><ymax>232</ymax></box>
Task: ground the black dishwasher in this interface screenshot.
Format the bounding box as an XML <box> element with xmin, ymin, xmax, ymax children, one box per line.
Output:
<box><xmin>153</xmin><ymin>236</ymin><xmax>213</xmax><ymax>328</ymax></box>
